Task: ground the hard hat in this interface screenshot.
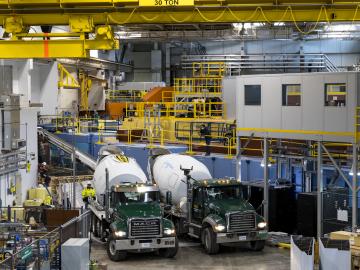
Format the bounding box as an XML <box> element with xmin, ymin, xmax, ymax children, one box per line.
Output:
<box><xmin>87</xmin><ymin>181</ymin><xmax>92</xmax><ymax>187</ymax></box>
<box><xmin>42</xmin><ymin>162</ymin><xmax>47</xmax><ymax>166</ymax></box>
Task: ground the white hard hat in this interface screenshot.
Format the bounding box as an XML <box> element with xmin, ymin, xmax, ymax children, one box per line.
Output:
<box><xmin>42</xmin><ymin>162</ymin><xmax>47</xmax><ymax>166</ymax></box>
<box><xmin>87</xmin><ymin>181</ymin><xmax>92</xmax><ymax>186</ymax></box>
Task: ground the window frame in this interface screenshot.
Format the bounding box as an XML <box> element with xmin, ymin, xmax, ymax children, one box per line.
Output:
<box><xmin>244</xmin><ymin>84</ymin><xmax>262</xmax><ymax>106</ymax></box>
<box><xmin>282</xmin><ymin>84</ymin><xmax>301</xmax><ymax>106</ymax></box>
<box><xmin>324</xmin><ymin>83</ymin><xmax>346</xmax><ymax>107</ymax></box>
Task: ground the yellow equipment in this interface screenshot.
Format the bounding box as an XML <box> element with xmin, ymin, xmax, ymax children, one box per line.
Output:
<box><xmin>0</xmin><ymin>1</ymin><xmax>358</xmax><ymax>58</ymax></box>
<box><xmin>26</xmin><ymin>186</ymin><xmax>52</xmax><ymax>206</ymax></box>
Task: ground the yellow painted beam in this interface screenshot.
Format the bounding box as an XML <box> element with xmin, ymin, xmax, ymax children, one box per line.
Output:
<box><xmin>0</xmin><ymin>4</ymin><xmax>359</xmax><ymax>25</ymax></box>
<box><xmin>0</xmin><ymin>38</ymin><xmax>118</xmax><ymax>58</ymax></box>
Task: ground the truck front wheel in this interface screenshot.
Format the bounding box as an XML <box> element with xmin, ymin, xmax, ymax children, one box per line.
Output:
<box><xmin>107</xmin><ymin>236</ymin><xmax>127</xmax><ymax>261</ymax></box>
<box><xmin>159</xmin><ymin>237</ymin><xmax>179</xmax><ymax>258</ymax></box>
<box><xmin>248</xmin><ymin>240</ymin><xmax>265</xmax><ymax>251</ymax></box>
<box><xmin>202</xmin><ymin>227</ymin><xmax>219</xmax><ymax>254</ymax></box>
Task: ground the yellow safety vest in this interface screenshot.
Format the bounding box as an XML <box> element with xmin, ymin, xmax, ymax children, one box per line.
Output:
<box><xmin>44</xmin><ymin>196</ymin><xmax>52</xmax><ymax>206</ymax></box>
<box><xmin>82</xmin><ymin>187</ymin><xmax>96</xmax><ymax>198</ymax></box>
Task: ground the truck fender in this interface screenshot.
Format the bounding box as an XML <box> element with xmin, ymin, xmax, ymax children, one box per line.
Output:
<box><xmin>202</xmin><ymin>214</ymin><xmax>224</xmax><ymax>231</ymax></box>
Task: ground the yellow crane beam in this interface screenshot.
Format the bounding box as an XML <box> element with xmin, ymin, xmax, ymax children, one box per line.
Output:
<box><xmin>0</xmin><ymin>1</ymin><xmax>360</xmax><ymax>25</ymax></box>
<box><xmin>1</xmin><ymin>1</ymin><xmax>360</xmax><ymax>58</ymax></box>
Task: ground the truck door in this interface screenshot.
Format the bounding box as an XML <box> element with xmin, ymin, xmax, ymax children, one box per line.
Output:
<box><xmin>192</xmin><ymin>187</ymin><xmax>204</xmax><ymax>224</ymax></box>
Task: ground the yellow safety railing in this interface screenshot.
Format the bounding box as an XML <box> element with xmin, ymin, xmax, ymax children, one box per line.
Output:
<box><xmin>55</xmin><ymin>116</ymin><xmax>120</xmax><ymax>136</ymax></box>
<box><xmin>124</xmin><ymin>101</ymin><xmax>224</xmax><ymax>118</ymax></box>
<box><xmin>106</xmin><ymin>89</ymin><xmax>146</xmax><ymax>101</ymax></box>
<box><xmin>114</xmin><ymin>127</ymin><xmax>237</xmax><ymax>158</ymax></box>
<box><xmin>58</xmin><ymin>63</ymin><xmax>80</xmax><ymax>89</ymax></box>
<box><xmin>355</xmin><ymin>107</ymin><xmax>360</xmax><ymax>144</ymax></box>
<box><xmin>53</xmin><ymin>115</ymin><xmax>237</xmax><ymax>158</ymax></box>
<box><xmin>173</xmin><ymin>77</ymin><xmax>223</xmax><ymax>96</ymax></box>
<box><xmin>192</xmin><ymin>62</ymin><xmax>226</xmax><ymax>78</ymax></box>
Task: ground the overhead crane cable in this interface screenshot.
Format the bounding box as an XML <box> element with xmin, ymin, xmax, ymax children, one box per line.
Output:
<box><xmin>108</xmin><ymin>7</ymin><xmax>139</xmax><ymax>24</ymax></box>
<box><xmin>106</xmin><ymin>6</ymin><xmax>340</xmax><ymax>34</ymax></box>
<box><xmin>167</xmin><ymin>11</ymin><xmax>195</xmax><ymax>23</ymax></box>
<box><xmin>194</xmin><ymin>7</ymin><xmax>229</xmax><ymax>23</ymax></box>
<box><xmin>139</xmin><ymin>12</ymin><xmax>161</xmax><ymax>22</ymax></box>
<box><xmin>351</xmin><ymin>5</ymin><xmax>360</xmax><ymax>23</ymax></box>
<box><xmin>289</xmin><ymin>6</ymin><xmax>328</xmax><ymax>34</ymax></box>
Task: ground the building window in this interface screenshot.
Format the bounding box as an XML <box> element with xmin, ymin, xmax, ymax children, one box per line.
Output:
<box><xmin>282</xmin><ymin>84</ymin><xmax>301</xmax><ymax>106</ymax></box>
<box><xmin>245</xmin><ymin>85</ymin><xmax>261</xmax><ymax>105</ymax></box>
<box><xmin>325</xmin><ymin>83</ymin><xmax>346</xmax><ymax>107</ymax></box>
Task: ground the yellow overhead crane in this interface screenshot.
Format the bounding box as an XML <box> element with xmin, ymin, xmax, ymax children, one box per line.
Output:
<box><xmin>1</xmin><ymin>0</ymin><xmax>360</xmax><ymax>58</ymax></box>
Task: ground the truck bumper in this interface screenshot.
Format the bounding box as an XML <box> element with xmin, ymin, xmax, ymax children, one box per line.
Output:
<box><xmin>216</xmin><ymin>230</ymin><xmax>268</xmax><ymax>244</ymax></box>
<box><xmin>115</xmin><ymin>237</ymin><xmax>176</xmax><ymax>251</ymax></box>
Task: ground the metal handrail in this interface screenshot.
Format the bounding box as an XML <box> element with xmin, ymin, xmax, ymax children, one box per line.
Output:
<box><xmin>181</xmin><ymin>53</ymin><xmax>340</xmax><ymax>74</ymax></box>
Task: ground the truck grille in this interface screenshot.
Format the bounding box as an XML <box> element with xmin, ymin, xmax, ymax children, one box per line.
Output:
<box><xmin>130</xmin><ymin>218</ymin><xmax>161</xmax><ymax>238</ymax></box>
<box><xmin>228</xmin><ymin>211</ymin><xmax>256</xmax><ymax>232</ymax></box>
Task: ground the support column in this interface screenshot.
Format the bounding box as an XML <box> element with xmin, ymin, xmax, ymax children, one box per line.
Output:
<box><xmin>236</xmin><ymin>136</ymin><xmax>241</xmax><ymax>181</ymax></box>
<box><xmin>317</xmin><ymin>141</ymin><xmax>323</xmax><ymax>238</ymax></box>
<box><xmin>263</xmin><ymin>138</ymin><xmax>269</xmax><ymax>223</ymax></box>
<box><xmin>353</xmin><ymin>144</ymin><xmax>358</xmax><ymax>231</ymax></box>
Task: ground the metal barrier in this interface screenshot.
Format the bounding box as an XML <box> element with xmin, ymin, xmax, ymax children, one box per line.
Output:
<box><xmin>116</xmin><ymin>126</ymin><xmax>237</xmax><ymax>158</ymax></box>
<box><xmin>106</xmin><ymin>89</ymin><xmax>146</xmax><ymax>102</ymax></box>
<box><xmin>0</xmin><ymin>210</ymin><xmax>92</xmax><ymax>270</ymax></box>
<box><xmin>173</xmin><ymin>77</ymin><xmax>223</xmax><ymax>96</ymax></box>
<box><xmin>181</xmin><ymin>53</ymin><xmax>341</xmax><ymax>74</ymax></box>
<box><xmin>55</xmin><ymin>116</ymin><xmax>121</xmax><ymax>135</ymax></box>
<box><xmin>124</xmin><ymin>101</ymin><xmax>224</xmax><ymax>118</ymax></box>
<box><xmin>192</xmin><ymin>62</ymin><xmax>226</xmax><ymax>77</ymax></box>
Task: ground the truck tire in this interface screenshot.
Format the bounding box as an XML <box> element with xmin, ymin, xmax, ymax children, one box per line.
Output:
<box><xmin>248</xmin><ymin>240</ymin><xmax>265</xmax><ymax>251</ymax></box>
<box><xmin>107</xmin><ymin>236</ymin><xmax>127</xmax><ymax>261</ymax></box>
<box><xmin>159</xmin><ymin>237</ymin><xmax>179</xmax><ymax>258</ymax></box>
<box><xmin>202</xmin><ymin>227</ymin><xmax>219</xmax><ymax>254</ymax></box>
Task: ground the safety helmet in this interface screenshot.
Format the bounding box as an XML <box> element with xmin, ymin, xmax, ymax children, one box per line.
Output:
<box><xmin>42</xmin><ymin>162</ymin><xmax>47</xmax><ymax>166</ymax></box>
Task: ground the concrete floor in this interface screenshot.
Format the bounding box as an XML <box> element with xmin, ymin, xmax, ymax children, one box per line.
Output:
<box><xmin>90</xmin><ymin>239</ymin><xmax>290</xmax><ymax>270</ymax></box>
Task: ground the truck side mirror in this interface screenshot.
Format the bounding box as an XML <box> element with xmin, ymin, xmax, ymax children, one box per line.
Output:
<box><xmin>166</xmin><ymin>191</ymin><xmax>172</xmax><ymax>206</ymax></box>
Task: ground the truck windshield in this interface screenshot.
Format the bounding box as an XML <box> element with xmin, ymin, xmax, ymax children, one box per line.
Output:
<box><xmin>205</xmin><ymin>185</ymin><xmax>242</xmax><ymax>201</ymax></box>
<box><xmin>112</xmin><ymin>191</ymin><xmax>159</xmax><ymax>204</ymax></box>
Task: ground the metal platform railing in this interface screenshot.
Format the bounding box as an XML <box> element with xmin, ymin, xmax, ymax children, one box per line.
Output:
<box><xmin>181</xmin><ymin>54</ymin><xmax>340</xmax><ymax>75</ymax></box>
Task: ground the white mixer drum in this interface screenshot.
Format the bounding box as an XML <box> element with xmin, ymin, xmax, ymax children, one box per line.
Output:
<box><xmin>152</xmin><ymin>154</ymin><xmax>212</xmax><ymax>212</ymax></box>
<box><xmin>93</xmin><ymin>154</ymin><xmax>147</xmax><ymax>197</ymax></box>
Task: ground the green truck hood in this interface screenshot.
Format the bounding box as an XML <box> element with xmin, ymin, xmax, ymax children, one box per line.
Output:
<box><xmin>208</xmin><ymin>199</ymin><xmax>255</xmax><ymax>217</ymax></box>
<box><xmin>116</xmin><ymin>202</ymin><xmax>162</xmax><ymax>219</ymax></box>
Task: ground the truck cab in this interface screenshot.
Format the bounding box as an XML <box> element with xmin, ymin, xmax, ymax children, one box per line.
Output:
<box><xmin>186</xmin><ymin>178</ymin><xmax>268</xmax><ymax>254</ymax></box>
<box><xmin>91</xmin><ymin>183</ymin><xmax>178</xmax><ymax>261</ymax></box>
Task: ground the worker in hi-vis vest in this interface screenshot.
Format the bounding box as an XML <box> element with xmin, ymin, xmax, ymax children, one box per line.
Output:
<box><xmin>82</xmin><ymin>182</ymin><xmax>96</xmax><ymax>208</ymax></box>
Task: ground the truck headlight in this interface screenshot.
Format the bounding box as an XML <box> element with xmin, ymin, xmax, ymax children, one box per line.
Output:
<box><xmin>164</xmin><ymin>228</ymin><xmax>175</xmax><ymax>235</ymax></box>
<box><xmin>257</xmin><ymin>222</ymin><xmax>267</xmax><ymax>229</ymax></box>
<box><xmin>114</xmin><ymin>231</ymin><xmax>126</xmax><ymax>237</ymax></box>
<box><xmin>214</xmin><ymin>225</ymin><xmax>226</xmax><ymax>232</ymax></box>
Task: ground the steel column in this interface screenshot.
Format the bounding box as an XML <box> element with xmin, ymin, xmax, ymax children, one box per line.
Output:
<box><xmin>263</xmin><ymin>138</ymin><xmax>269</xmax><ymax>223</ymax></box>
<box><xmin>353</xmin><ymin>144</ymin><xmax>358</xmax><ymax>231</ymax></box>
<box><xmin>72</xmin><ymin>122</ymin><xmax>76</xmax><ymax>209</ymax></box>
<box><xmin>317</xmin><ymin>141</ymin><xmax>323</xmax><ymax>238</ymax></box>
<box><xmin>236</xmin><ymin>136</ymin><xmax>241</xmax><ymax>181</ymax></box>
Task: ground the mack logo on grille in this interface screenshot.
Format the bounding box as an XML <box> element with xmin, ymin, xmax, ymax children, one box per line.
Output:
<box><xmin>133</xmin><ymin>220</ymin><xmax>158</xmax><ymax>226</ymax></box>
<box><xmin>130</xmin><ymin>218</ymin><xmax>161</xmax><ymax>237</ymax></box>
<box><xmin>228</xmin><ymin>211</ymin><xmax>256</xmax><ymax>232</ymax></box>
